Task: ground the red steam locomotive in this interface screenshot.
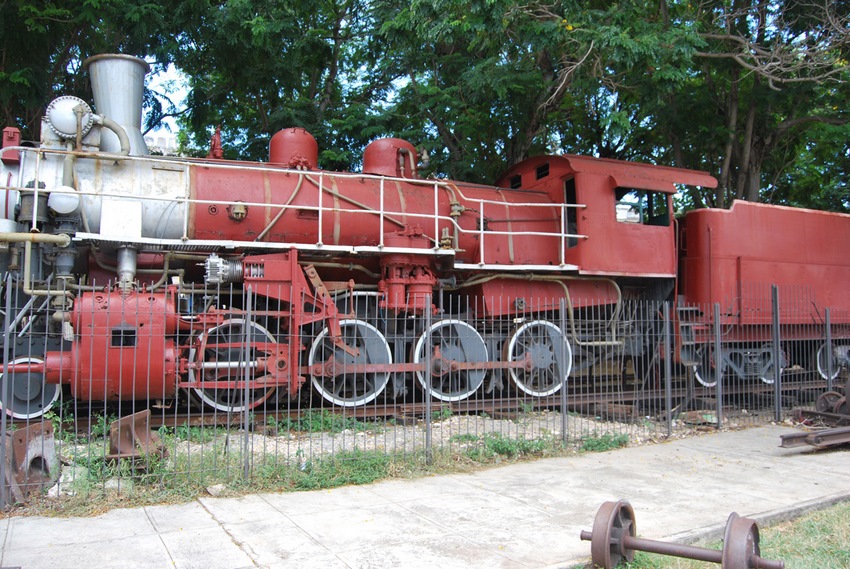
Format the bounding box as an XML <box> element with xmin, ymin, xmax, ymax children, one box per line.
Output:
<box><xmin>1</xmin><ymin>54</ymin><xmax>848</xmax><ymax>419</ymax></box>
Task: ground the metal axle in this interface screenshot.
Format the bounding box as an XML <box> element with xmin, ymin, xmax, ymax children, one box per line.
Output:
<box><xmin>579</xmin><ymin>500</ymin><xmax>785</xmax><ymax>569</ymax></box>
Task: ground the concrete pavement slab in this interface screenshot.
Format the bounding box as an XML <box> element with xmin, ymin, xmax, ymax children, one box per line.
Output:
<box><xmin>1</xmin><ymin>533</ymin><xmax>170</xmax><ymax>569</ymax></box>
<box><xmin>258</xmin><ymin>484</ymin><xmax>392</xmax><ymax>516</ymax></box>
<box><xmin>4</xmin><ymin>507</ymin><xmax>156</xmax><ymax>547</ymax></box>
<box><xmin>216</xmin><ymin>517</ymin><xmax>346</xmax><ymax>568</ymax></box>
<box><xmin>286</xmin><ymin>501</ymin><xmax>448</xmax><ymax>552</ymax></box>
<box><xmin>145</xmin><ymin>501</ymin><xmax>221</xmax><ymax>532</ymax></box>
<box><xmin>199</xmin><ymin>494</ymin><xmax>273</xmax><ymax>526</ymax></box>
<box><xmin>158</xmin><ymin>525</ymin><xmax>255</xmax><ymax>569</ymax></box>
<box><xmin>334</xmin><ymin>532</ymin><xmax>528</xmax><ymax>569</ymax></box>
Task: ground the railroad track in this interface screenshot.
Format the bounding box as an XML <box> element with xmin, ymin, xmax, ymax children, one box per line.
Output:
<box><xmin>27</xmin><ymin>372</ymin><xmax>827</xmax><ymax>434</ymax></box>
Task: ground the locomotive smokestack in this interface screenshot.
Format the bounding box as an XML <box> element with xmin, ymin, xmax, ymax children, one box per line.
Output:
<box><xmin>83</xmin><ymin>54</ymin><xmax>150</xmax><ymax>155</ymax></box>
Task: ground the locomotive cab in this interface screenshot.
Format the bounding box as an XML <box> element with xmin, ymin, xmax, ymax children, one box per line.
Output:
<box><xmin>498</xmin><ymin>154</ymin><xmax>716</xmax><ymax>288</ymax></box>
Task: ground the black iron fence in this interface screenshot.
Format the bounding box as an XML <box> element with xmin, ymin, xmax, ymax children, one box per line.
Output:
<box><xmin>1</xmin><ymin>279</ymin><xmax>845</xmax><ymax>506</ymax></box>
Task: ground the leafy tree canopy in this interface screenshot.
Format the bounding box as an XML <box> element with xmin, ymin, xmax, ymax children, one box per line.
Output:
<box><xmin>2</xmin><ymin>0</ymin><xmax>847</xmax><ymax>211</ymax></box>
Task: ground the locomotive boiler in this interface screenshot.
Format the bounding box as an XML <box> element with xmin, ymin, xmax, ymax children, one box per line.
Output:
<box><xmin>1</xmin><ymin>54</ymin><xmax>846</xmax><ymax>420</ymax></box>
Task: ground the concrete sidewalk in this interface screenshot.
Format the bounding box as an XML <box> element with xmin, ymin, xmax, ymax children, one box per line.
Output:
<box><xmin>1</xmin><ymin>424</ymin><xmax>848</xmax><ymax>569</ymax></box>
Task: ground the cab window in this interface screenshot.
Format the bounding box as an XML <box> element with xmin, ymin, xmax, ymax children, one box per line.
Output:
<box><xmin>615</xmin><ymin>188</ymin><xmax>670</xmax><ymax>226</ymax></box>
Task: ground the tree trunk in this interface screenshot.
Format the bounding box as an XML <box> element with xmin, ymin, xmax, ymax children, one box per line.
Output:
<box><xmin>717</xmin><ymin>68</ymin><xmax>739</xmax><ymax>208</ymax></box>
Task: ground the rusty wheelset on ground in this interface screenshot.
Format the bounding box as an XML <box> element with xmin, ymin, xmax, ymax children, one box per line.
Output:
<box><xmin>580</xmin><ymin>500</ymin><xmax>784</xmax><ymax>569</ymax></box>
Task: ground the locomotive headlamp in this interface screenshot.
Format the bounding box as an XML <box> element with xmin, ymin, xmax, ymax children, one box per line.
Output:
<box><xmin>47</xmin><ymin>186</ymin><xmax>81</xmax><ymax>215</ymax></box>
<box><xmin>46</xmin><ymin>96</ymin><xmax>94</xmax><ymax>139</ymax></box>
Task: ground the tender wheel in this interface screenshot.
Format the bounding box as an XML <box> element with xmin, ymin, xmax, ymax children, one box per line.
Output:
<box><xmin>693</xmin><ymin>346</ymin><xmax>723</xmax><ymax>388</ymax></box>
<box><xmin>816</xmin><ymin>343</ymin><xmax>844</xmax><ymax>381</ymax></box>
<box><xmin>309</xmin><ymin>319</ymin><xmax>391</xmax><ymax>407</ymax></box>
<box><xmin>413</xmin><ymin>320</ymin><xmax>488</xmax><ymax>402</ymax></box>
<box><xmin>505</xmin><ymin>320</ymin><xmax>572</xmax><ymax>397</ymax></box>
<box><xmin>0</xmin><ymin>356</ymin><xmax>60</xmax><ymax>420</ymax></box>
<box><xmin>189</xmin><ymin>319</ymin><xmax>277</xmax><ymax>413</ymax></box>
<box><xmin>759</xmin><ymin>343</ymin><xmax>786</xmax><ymax>385</ymax></box>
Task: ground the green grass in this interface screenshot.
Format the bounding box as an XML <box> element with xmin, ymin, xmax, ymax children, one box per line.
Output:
<box><xmin>449</xmin><ymin>433</ymin><xmax>480</xmax><ymax>443</ymax></box>
<box><xmin>463</xmin><ymin>432</ymin><xmax>560</xmax><ymax>461</ymax></box>
<box><xmin>616</xmin><ymin>501</ymin><xmax>850</xmax><ymax>569</ymax></box>
<box><xmin>268</xmin><ymin>410</ymin><xmax>378</xmax><ymax>433</ymax></box>
<box><xmin>255</xmin><ymin>449</ymin><xmax>395</xmax><ymax>490</ymax></box>
<box><xmin>431</xmin><ymin>406</ymin><xmax>453</xmax><ymax>421</ymax></box>
<box><xmin>580</xmin><ymin>433</ymin><xmax>629</xmax><ymax>452</ymax></box>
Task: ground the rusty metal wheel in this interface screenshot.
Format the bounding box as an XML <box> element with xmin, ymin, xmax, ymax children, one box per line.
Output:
<box><xmin>833</xmin><ymin>396</ymin><xmax>849</xmax><ymax>417</ymax></box>
<box><xmin>722</xmin><ymin>512</ymin><xmax>760</xmax><ymax>569</ymax></box>
<box><xmin>589</xmin><ymin>500</ymin><xmax>636</xmax><ymax>569</ymax></box>
<box><xmin>816</xmin><ymin>391</ymin><xmax>842</xmax><ymax>413</ymax></box>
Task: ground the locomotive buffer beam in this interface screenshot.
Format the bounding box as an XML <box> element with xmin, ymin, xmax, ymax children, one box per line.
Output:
<box><xmin>306</xmin><ymin>352</ymin><xmax>534</xmax><ymax>378</ymax></box>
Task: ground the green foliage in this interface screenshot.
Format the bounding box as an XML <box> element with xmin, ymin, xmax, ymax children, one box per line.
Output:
<box><xmin>449</xmin><ymin>433</ymin><xmax>479</xmax><ymax>443</ymax></box>
<box><xmin>270</xmin><ymin>449</ymin><xmax>394</xmax><ymax>490</ymax></box>
<box><xmin>431</xmin><ymin>407</ymin><xmax>453</xmax><ymax>421</ymax></box>
<box><xmin>0</xmin><ymin>0</ymin><xmax>178</xmax><ymax>138</ymax></box>
<box><xmin>90</xmin><ymin>412</ymin><xmax>117</xmax><ymax>439</ymax></box>
<box><xmin>464</xmin><ymin>432</ymin><xmax>556</xmax><ymax>461</ymax></box>
<box><xmin>580</xmin><ymin>433</ymin><xmax>629</xmax><ymax>452</ymax></box>
<box><xmin>4</xmin><ymin>0</ymin><xmax>848</xmax><ymax>210</ymax></box>
<box><xmin>270</xmin><ymin>410</ymin><xmax>375</xmax><ymax>434</ymax></box>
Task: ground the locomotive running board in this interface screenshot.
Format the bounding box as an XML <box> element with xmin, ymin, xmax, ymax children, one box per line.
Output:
<box><xmin>73</xmin><ymin>233</ymin><xmax>459</xmax><ymax>257</ymax></box>
<box><xmin>73</xmin><ymin>233</ymin><xmax>580</xmax><ymax>271</ymax></box>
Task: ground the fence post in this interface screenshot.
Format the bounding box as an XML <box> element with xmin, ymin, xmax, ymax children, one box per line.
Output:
<box><xmin>1</xmin><ymin>274</ymin><xmax>13</xmax><ymax>507</ymax></box>
<box><xmin>771</xmin><ymin>285</ymin><xmax>782</xmax><ymax>422</ymax></box>
<box><xmin>560</xmin><ymin>299</ymin><xmax>569</xmax><ymax>445</ymax></box>
<box><xmin>663</xmin><ymin>302</ymin><xmax>673</xmax><ymax>438</ymax></box>
<box><xmin>713</xmin><ymin>303</ymin><xmax>723</xmax><ymax>429</ymax></box>
<box><xmin>825</xmin><ymin>308</ymin><xmax>834</xmax><ymax>392</ymax></box>
<box><xmin>243</xmin><ymin>285</ymin><xmax>253</xmax><ymax>481</ymax></box>
<box><xmin>424</xmin><ymin>295</ymin><xmax>433</xmax><ymax>464</ymax></box>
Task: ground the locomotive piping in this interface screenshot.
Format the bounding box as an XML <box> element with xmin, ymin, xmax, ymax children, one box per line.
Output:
<box><xmin>254</xmin><ymin>173</ymin><xmax>305</xmax><ymax>241</ymax></box>
<box><xmin>21</xmin><ymin>242</ymin><xmax>71</xmax><ymax>297</ymax></box>
<box><xmin>451</xmin><ymin>272</ymin><xmax>624</xmax><ymax>347</ymax></box>
<box><xmin>63</xmin><ymin>142</ymin><xmax>92</xmax><ymax>234</ymax></box>
<box><xmin>0</xmin><ymin>232</ymin><xmax>71</xmax><ymax>247</ymax></box>
<box><xmin>304</xmin><ymin>173</ymin><xmax>416</xmax><ymax>238</ymax></box>
<box><xmin>93</xmin><ymin>115</ymin><xmax>131</xmax><ymax>155</ymax></box>
<box><xmin>306</xmin><ymin>261</ymin><xmax>381</xmax><ymax>280</ymax></box>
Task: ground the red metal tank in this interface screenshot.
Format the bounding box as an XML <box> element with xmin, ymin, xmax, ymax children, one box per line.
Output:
<box><xmin>680</xmin><ymin>200</ymin><xmax>850</xmax><ymax>324</ymax></box>
<box><xmin>189</xmin><ymin>133</ymin><xmax>562</xmax><ymax>269</ymax></box>
<box><xmin>269</xmin><ymin>128</ymin><xmax>318</xmax><ymax>169</ymax></box>
<box><xmin>363</xmin><ymin>138</ymin><xmax>418</xmax><ymax>178</ymax></box>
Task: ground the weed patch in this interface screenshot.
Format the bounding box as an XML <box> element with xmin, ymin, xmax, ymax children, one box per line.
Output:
<box><xmin>580</xmin><ymin>433</ymin><xmax>629</xmax><ymax>452</ymax></box>
<box><xmin>269</xmin><ymin>410</ymin><xmax>377</xmax><ymax>434</ymax></box>
<box><xmin>464</xmin><ymin>433</ymin><xmax>559</xmax><ymax>461</ymax></box>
